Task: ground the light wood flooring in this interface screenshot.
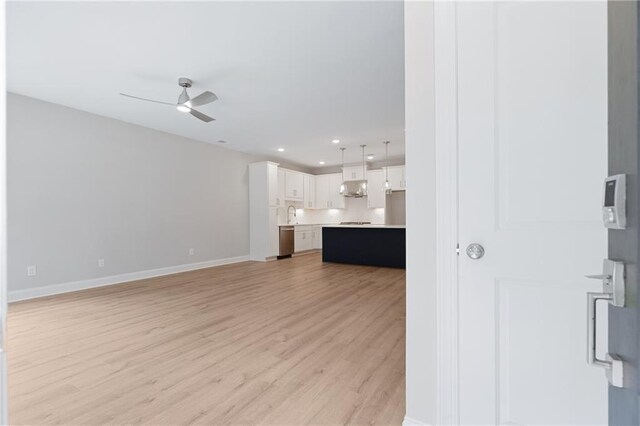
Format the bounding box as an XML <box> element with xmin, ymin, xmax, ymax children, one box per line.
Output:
<box><xmin>8</xmin><ymin>253</ymin><xmax>405</xmax><ymax>425</ymax></box>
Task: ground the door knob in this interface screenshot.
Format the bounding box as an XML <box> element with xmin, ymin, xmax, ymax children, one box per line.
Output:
<box><xmin>466</xmin><ymin>243</ymin><xmax>485</xmax><ymax>260</ymax></box>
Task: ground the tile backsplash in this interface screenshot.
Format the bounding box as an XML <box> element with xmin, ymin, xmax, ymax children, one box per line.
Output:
<box><xmin>288</xmin><ymin>197</ymin><xmax>385</xmax><ymax>225</ymax></box>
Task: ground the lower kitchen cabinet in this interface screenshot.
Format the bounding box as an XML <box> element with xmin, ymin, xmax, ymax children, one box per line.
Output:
<box><xmin>294</xmin><ymin>227</ymin><xmax>314</xmax><ymax>252</ymax></box>
<box><xmin>313</xmin><ymin>226</ymin><xmax>323</xmax><ymax>249</ymax></box>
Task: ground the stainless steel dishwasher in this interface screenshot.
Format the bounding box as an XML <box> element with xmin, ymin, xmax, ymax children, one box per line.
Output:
<box><xmin>278</xmin><ymin>226</ymin><xmax>294</xmax><ymax>258</ymax></box>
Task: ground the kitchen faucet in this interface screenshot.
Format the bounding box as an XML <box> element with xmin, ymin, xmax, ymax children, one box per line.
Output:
<box><xmin>287</xmin><ymin>205</ymin><xmax>297</xmax><ymax>224</ymax></box>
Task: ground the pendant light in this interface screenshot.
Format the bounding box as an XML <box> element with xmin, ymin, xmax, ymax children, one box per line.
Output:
<box><xmin>358</xmin><ymin>144</ymin><xmax>368</xmax><ymax>196</ymax></box>
<box><xmin>339</xmin><ymin>147</ymin><xmax>347</xmax><ymax>195</ymax></box>
<box><xmin>383</xmin><ymin>141</ymin><xmax>392</xmax><ymax>194</ymax></box>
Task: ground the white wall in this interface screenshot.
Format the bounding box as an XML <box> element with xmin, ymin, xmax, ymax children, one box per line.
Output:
<box><xmin>7</xmin><ymin>93</ymin><xmax>266</xmax><ymax>297</ymax></box>
<box><xmin>405</xmin><ymin>1</ymin><xmax>437</xmax><ymax>425</ymax></box>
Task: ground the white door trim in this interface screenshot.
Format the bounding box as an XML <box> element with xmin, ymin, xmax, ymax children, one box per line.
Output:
<box><xmin>434</xmin><ymin>2</ymin><xmax>460</xmax><ymax>425</ymax></box>
<box><xmin>0</xmin><ymin>0</ymin><xmax>8</xmax><ymax>422</ymax></box>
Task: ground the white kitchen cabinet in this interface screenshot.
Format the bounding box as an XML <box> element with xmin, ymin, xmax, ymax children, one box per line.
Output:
<box><xmin>366</xmin><ymin>169</ymin><xmax>386</xmax><ymax>208</ymax></box>
<box><xmin>316</xmin><ymin>173</ymin><xmax>345</xmax><ymax>209</ymax></box>
<box><xmin>329</xmin><ymin>173</ymin><xmax>345</xmax><ymax>209</ymax></box>
<box><xmin>303</xmin><ymin>174</ymin><xmax>316</xmax><ymax>209</ymax></box>
<box><xmin>249</xmin><ymin>161</ymin><xmax>281</xmax><ymax>261</ymax></box>
<box><xmin>285</xmin><ymin>170</ymin><xmax>304</xmax><ymax>200</ymax></box>
<box><xmin>268</xmin><ymin>162</ymin><xmax>279</xmax><ymax>207</ymax></box>
<box><xmin>315</xmin><ymin>174</ymin><xmax>331</xmax><ymax>209</ymax></box>
<box><xmin>313</xmin><ymin>226</ymin><xmax>323</xmax><ymax>249</ymax></box>
<box><xmin>384</xmin><ymin>166</ymin><xmax>406</xmax><ymax>190</ymax></box>
<box><xmin>294</xmin><ymin>228</ymin><xmax>314</xmax><ymax>252</ymax></box>
<box><xmin>276</xmin><ymin>168</ymin><xmax>285</xmax><ymax>207</ymax></box>
<box><xmin>342</xmin><ymin>165</ymin><xmax>367</xmax><ymax>181</ymax></box>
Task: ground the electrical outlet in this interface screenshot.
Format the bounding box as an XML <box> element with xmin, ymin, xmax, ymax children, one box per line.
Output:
<box><xmin>188</xmin><ymin>248</ymin><xmax>195</xmax><ymax>256</ymax></box>
<box><xmin>98</xmin><ymin>259</ymin><xmax>105</xmax><ymax>268</ymax></box>
<box><xmin>27</xmin><ymin>265</ymin><xmax>37</xmax><ymax>277</ymax></box>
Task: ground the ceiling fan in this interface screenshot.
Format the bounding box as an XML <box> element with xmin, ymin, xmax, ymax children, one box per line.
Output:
<box><xmin>120</xmin><ymin>78</ymin><xmax>217</xmax><ymax>123</ymax></box>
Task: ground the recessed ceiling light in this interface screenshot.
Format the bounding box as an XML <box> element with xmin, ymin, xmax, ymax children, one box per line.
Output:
<box><xmin>367</xmin><ymin>154</ymin><xmax>374</xmax><ymax>160</ymax></box>
<box><xmin>319</xmin><ymin>161</ymin><xmax>325</xmax><ymax>165</ymax></box>
<box><xmin>176</xmin><ymin>105</ymin><xmax>191</xmax><ymax>113</ymax></box>
<box><xmin>332</xmin><ymin>139</ymin><xmax>340</xmax><ymax>144</ymax></box>
<box><xmin>277</xmin><ymin>148</ymin><xmax>285</xmax><ymax>152</ymax></box>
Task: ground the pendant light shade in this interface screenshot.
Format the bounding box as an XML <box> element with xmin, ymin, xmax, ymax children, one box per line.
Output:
<box><xmin>383</xmin><ymin>141</ymin><xmax>392</xmax><ymax>194</ymax></box>
<box><xmin>339</xmin><ymin>147</ymin><xmax>347</xmax><ymax>195</ymax></box>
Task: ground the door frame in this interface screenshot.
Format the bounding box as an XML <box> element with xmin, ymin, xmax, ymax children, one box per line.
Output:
<box><xmin>434</xmin><ymin>2</ymin><xmax>460</xmax><ymax>424</ymax></box>
<box><xmin>0</xmin><ymin>0</ymin><xmax>8</xmax><ymax>423</ymax></box>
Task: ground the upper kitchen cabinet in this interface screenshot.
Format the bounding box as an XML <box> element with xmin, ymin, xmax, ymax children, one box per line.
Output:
<box><xmin>303</xmin><ymin>174</ymin><xmax>316</xmax><ymax>209</ymax></box>
<box><xmin>285</xmin><ymin>170</ymin><xmax>304</xmax><ymax>200</ymax></box>
<box><xmin>366</xmin><ymin>169</ymin><xmax>385</xmax><ymax>208</ymax></box>
<box><xmin>342</xmin><ymin>165</ymin><xmax>367</xmax><ymax>181</ymax></box>
<box><xmin>316</xmin><ymin>174</ymin><xmax>331</xmax><ymax>209</ymax></box>
<box><xmin>383</xmin><ymin>165</ymin><xmax>406</xmax><ymax>190</ymax></box>
<box><xmin>328</xmin><ymin>173</ymin><xmax>345</xmax><ymax>209</ymax></box>
<box><xmin>316</xmin><ymin>173</ymin><xmax>345</xmax><ymax>209</ymax></box>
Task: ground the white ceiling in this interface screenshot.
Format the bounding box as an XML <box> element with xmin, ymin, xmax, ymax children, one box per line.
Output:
<box><xmin>7</xmin><ymin>1</ymin><xmax>405</xmax><ymax>168</ymax></box>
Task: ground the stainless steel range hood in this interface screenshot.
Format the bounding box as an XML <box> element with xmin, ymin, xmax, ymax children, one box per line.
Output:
<box><xmin>341</xmin><ymin>180</ymin><xmax>368</xmax><ymax>198</ymax></box>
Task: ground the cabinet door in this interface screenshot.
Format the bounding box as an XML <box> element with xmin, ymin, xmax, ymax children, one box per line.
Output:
<box><xmin>268</xmin><ymin>163</ymin><xmax>278</xmax><ymax>207</ymax></box>
<box><xmin>304</xmin><ymin>232</ymin><xmax>312</xmax><ymax>251</ymax></box>
<box><xmin>342</xmin><ymin>166</ymin><xmax>365</xmax><ymax>181</ymax></box>
<box><xmin>294</xmin><ymin>231</ymin><xmax>312</xmax><ymax>252</ymax></box>
<box><xmin>294</xmin><ymin>231</ymin><xmax>303</xmax><ymax>253</ymax></box>
<box><xmin>329</xmin><ymin>173</ymin><xmax>345</xmax><ymax>209</ymax></box>
<box><xmin>315</xmin><ymin>175</ymin><xmax>331</xmax><ymax>209</ymax></box>
<box><xmin>313</xmin><ymin>227</ymin><xmax>323</xmax><ymax>249</ymax></box>
<box><xmin>309</xmin><ymin>175</ymin><xmax>316</xmax><ymax>208</ymax></box>
<box><xmin>285</xmin><ymin>170</ymin><xmax>304</xmax><ymax>200</ymax></box>
<box><xmin>385</xmin><ymin>167</ymin><xmax>404</xmax><ymax>191</ymax></box>
<box><xmin>366</xmin><ymin>169</ymin><xmax>386</xmax><ymax>208</ymax></box>
<box><xmin>268</xmin><ymin>207</ymin><xmax>279</xmax><ymax>257</ymax></box>
<box><xmin>277</xmin><ymin>168</ymin><xmax>285</xmax><ymax>207</ymax></box>
<box><xmin>303</xmin><ymin>174</ymin><xmax>316</xmax><ymax>209</ymax></box>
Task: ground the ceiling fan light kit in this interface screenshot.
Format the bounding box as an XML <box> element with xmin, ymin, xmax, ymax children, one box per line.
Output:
<box><xmin>120</xmin><ymin>77</ymin><xmax>218</xmax><ymax>123</ymax></box>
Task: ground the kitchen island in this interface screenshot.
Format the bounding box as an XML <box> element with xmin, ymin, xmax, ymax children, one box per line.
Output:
<box><xmin>322</xmin><ymin>225</ymin><xmax>406</xmax><ymax>268</ymax></box>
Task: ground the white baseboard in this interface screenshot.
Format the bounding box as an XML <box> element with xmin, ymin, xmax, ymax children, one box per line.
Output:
<box><xmin>8</xmin><ymin>255</ymin><xmax>250</xmax><ymax>303</ymax></box>
<box><xmin>403</xmin><ymin>415</ymin><xmax>431</xmax><ymax>426</ymax></box>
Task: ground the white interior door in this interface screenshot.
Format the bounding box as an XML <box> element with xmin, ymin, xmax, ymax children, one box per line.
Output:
<box><xmin>457</xmin><ymin>2</ymin><xmax>608</xmax><ymax>424</ymax></box>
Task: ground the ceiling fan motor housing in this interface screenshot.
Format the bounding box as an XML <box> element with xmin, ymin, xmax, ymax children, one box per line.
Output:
<box><xmin>178</xmin><ymin>78</ymin><xmax>193</xmax><ymax>88</ymax></box>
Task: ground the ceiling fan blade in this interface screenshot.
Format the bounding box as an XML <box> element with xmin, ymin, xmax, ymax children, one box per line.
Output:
<box><xmin>120</xmin><ymin>93</ymin><xmax>175</xmax><ymax>106</ymax></box>
<box><xmin>186</xmin><ymin>91</ymin><xmax>218</xmax><ymax>107</ymax></box>
<box><xmin>189</xmin><ymin>109</ymin><xmax>215</xmax><ymax>123</ymax></box>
